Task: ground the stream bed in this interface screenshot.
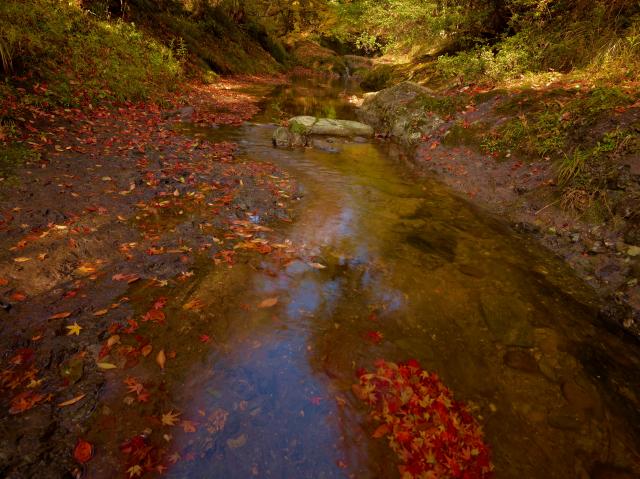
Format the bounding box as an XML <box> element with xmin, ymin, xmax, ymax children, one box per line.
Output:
<box><xmin>86</xmin><ymin>78</ymin><xmax>640</xmax><ymax>479</ymax></box>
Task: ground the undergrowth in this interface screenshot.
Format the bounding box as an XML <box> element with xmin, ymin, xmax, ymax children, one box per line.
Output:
<box><xmin>0</xmin><ymin>0</ymin><xmax>184</xmax><ymax>106</ymax></box>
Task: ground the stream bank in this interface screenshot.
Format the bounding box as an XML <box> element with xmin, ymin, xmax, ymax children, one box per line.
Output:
<box><xmin>1</xmin><ymin>73</ymin><xmax>640</xmax><ymax>479</ymax></box>
<box><xmin>355</xmin><ymin>81</ymin><xmax>640</xmax><ymax>340</ymax></box>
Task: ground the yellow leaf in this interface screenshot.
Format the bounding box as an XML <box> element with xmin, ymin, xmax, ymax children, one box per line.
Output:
<box><xmin>258</xmin><ymin>297</ymin><xmax>278</xmax><ymax>309</ymax></box>
<box><xmin>141</xmin><ymin>344</ymin><xmax>153</xmax><ymax>357</ymax></box>
<box><xmin>161</xmin><ymin>410</ymin><xmax>181</xmax><ymax>426</ymax></box>
<box><xmin>14</xmin><ymin>257</ymin><xmax>31</xmax><ymax>263</ymax></box>
<box><xmin>58</xmin><ymin>393</ymin><xmax>86</xmax><ymax>407</ymax></box>
<box><xmin>66</xmin><ymin>322</ymin><xmax>82</xmax><ymax>336</ymax></box>
<box><xmin>97</xmin><ymin>362</ymin><xmax>118</xmax><ymax>370</ymax></box>
<box><xmin>308</xmin><ymin>262</ymin><xmax>326</xmax><ymax>269</ymax></box>
<box><xmin>127</xmin><ymin>465</ymin><xmax>143</xmax><ymax>478</ymax></box>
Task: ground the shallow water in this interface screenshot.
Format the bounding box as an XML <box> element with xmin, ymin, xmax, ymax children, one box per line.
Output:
<box><xmin>89</xmin><ymin>78</ymin><xmax>640</xmax><ymax>478</ymax></box>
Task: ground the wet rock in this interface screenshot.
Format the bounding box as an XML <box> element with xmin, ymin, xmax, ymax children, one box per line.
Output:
<box><xmin>480</xmin><ymin>295</ymin><xmax>535</xmax><ymax>347</ymax></box>
<box><xmin>273</xmin><ymin>117</ymin><xmax>373</xmax><ymax>148</ymax></box>
<box><xmin>561</xmin><ymin>379</ymin><xmax>603</xmax><ymax>419</ymax></box>
<box><xmin>289</xmin><ymin>116</ymin><xmax>374</xmax><ymax>137</ymax></box>
<box><xmin>547</xmin><ymin>408</ymin><xmax>582</xmax><ymax>431</ymax></box>
<box><xmin>503</xmin><ymin>349</ymin><xmax>540</xmax><ymax>374</ymax></box>
<box><xmin>272</xmin><ymin>126</ymin><xmax>307</xmax><ymax>148</ymax></box>
<box><xmin>312</xmin><ymin>139</ymin><xmax>340</xmax><ymax>153</ymax></box>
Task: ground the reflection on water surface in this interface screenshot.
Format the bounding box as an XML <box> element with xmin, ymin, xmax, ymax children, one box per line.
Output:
<box><xmin>88</xmin><ymin>78</ymin><xmax>640</xmax><ymax>479</ymax></box>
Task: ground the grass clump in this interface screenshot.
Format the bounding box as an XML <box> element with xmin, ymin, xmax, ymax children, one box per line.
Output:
<box><xmin>557</xmin><ymin>128</ymin><xmax>638</xmax><ymax>213</ymax></box>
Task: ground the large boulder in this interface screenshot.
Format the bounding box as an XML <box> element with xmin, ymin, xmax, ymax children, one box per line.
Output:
<box><xmin>357</xmin><ymin>81</ymin><xmax>445</xmax><ymax>145</ymax></box>
<box><xmin>272</xmin><ymin>116</ymin><xmax>373</xmax><ymax>148</ymax></box>
<box><xmin>290</xmin><ymin>116</ymin><xmax>374</xmax><ymax>137</ymax></box>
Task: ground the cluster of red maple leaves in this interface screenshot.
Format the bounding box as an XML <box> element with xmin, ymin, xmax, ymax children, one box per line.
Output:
<box><xmin>354</xmin><ymin>359</ymin><xmax>494</xmax><ymax>479</ymax></box>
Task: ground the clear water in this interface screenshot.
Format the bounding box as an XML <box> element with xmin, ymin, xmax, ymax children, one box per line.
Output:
<box><xmin>87</xmin><ymin>78</ymin><xmax>640</xmax><ymax>479</ymax></box>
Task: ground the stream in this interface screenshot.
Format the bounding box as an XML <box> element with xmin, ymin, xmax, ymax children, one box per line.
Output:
<box><xmin>88</xmin><ymin>77</ymin><xmax>640</xmax><ymax>478</ymax></box>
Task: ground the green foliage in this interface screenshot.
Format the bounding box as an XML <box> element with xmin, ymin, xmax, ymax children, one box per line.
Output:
<box><xmin>337</xmin><ymin>0</ymin><xmax>640</xmax><ymax>85</ymax></box>
<box><xmin>0</xmin><ymin>0</ymin><xmax>183</xmax><ymax>105</ymax></box>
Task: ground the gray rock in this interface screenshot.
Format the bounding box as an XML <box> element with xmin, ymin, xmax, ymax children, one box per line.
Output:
<box><xmin>289</xmin><ymin>116</ymin><xmax>374</xmax><ymax>137</ymax></box>
<box><xmin>272</xmin><ymin>127</ymin><xmax>308</xmax><ymax>148</ymax></box>
<box><xmin>272</xmin><ymin>126</ymin><xmax>292</xmax><ymax>148</ymax></box>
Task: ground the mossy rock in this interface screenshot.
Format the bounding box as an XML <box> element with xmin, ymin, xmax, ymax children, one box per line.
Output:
<box><xmin>360</xmin><ymin>64</ymin><xmax>398</xmax><ymax>92</ymax></box>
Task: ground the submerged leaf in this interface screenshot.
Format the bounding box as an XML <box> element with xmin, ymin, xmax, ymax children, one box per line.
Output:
<box><xmin>258</xmin><ymin>297</ymin><xmax>278</xmax><ymax>309</ymax></box>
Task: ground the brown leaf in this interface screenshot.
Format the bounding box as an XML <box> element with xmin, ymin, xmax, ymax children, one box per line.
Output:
<box><xmin>49</xmin><ymin>311</ymin><xmax>72</xmax><ymax>320</ymax></box>
<box><xmin>58</xmin><ymin>394</ymin><xmax>86</xmax><ymax>407</ymax></box>
<box><xmin>156</xmin><ymin>349</ymin><xmax>166</xmax><ymax>370</ymax></box>
<box><xmin>141</xmin><ymin>344</ymin><xmax>153</xmax><ymax>357</ymax></box>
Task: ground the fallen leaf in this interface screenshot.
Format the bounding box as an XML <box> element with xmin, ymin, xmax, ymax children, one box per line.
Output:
<box><xmin>162</xmin><ymin>410</ymin><xmax>181</xmax><ymax>426</ymax></box>
<box><xmin>141</xmin><ymin>344</ymin><xmax>153</xmax><ymax>357</ymax></box>
<box><xmin>93</xmin><ymin>309</ymin><xmax>109</xmax><ymax>316</ymax></box>
<box><xmin>127</xmin><ymin>465</ymin><xmax>143</xmax><ymax>478</ymax></box>
<box><xmin>156</xmin><ymin>349</ymin><xmax>166</xmax><ymax>370</ymax></box>
<box><xmin>182</xmin><ymin>420</ymin><xmax>197</xmax><ymax>432</ymax></box>
<box><xmin>308</xmin><ymin>262</ymin><xmax>326</xmax><ymax>269</ymax></box>
<box><xmin>97</xmin><ymin>362</ymin><xmax>118</xmax><ymax>370</ymax></box>
<box><xmin>14</xmin><ymin>257</ymin><xmax>31</xmax><ymax>263</ymax></box>
<box><xmin>227</xmin><ymin>433</ymin><xmax>247</xmax><ymax>449</ymax></box>
<box><xmin>258</xmin><ymin>297</ymin><xmax>278</xmax><ymax>309</ymax></box>
<box><xmin>66</xmin><ymin>322</ymin><xmax>82</xmax><ymax>336</ymax></box>
<box><xmin>73</xmin><ymin>439</ymin><xmax>93</xmax><ymax>464</ymax></box>
<box><xmin>10</xmin><ymin>292</ymin><xmax>27</xmax><ymax>302</ymax></box>
<box><xmin>49</xmin><ymin>311</ymin><xmax>72</xmax><ymax>320</ymax></box>
<box><xmin>372</xmin><ymin>424</ymin><xmax>390</xmax><ymax>438</ymax></box>
<box><xmin>58</xmin><ymin>394</ymin><xmax>86</xmax><ymax>407</ymax></box>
